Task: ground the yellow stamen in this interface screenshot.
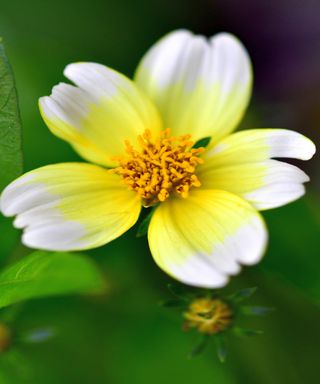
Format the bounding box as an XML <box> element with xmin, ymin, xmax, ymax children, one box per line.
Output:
<box><xmin>112</xmin><ymin>129</ymin><xmax>204</xmax><ymax>206</ymax></box>
<box><xmin>183</xmin><ymin>298</ymin><xmax>233</xmax><ymax>335</ymax></box>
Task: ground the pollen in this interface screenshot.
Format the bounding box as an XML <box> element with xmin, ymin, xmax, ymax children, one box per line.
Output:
<box><xmin>183</xmin><ymin>298</ymin><xmax>233</xmax><ymax>335</ymax></box>
<box><xmin>112</xmin><ymin>129</ymin><xmax>205</xmax><ymax>206</ymax></box>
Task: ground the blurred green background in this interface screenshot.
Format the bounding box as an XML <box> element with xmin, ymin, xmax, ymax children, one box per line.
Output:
<box><xmin>0</xmin><ymin>0</ymin><xmax>319</xmax><ymax>383</ymax></box>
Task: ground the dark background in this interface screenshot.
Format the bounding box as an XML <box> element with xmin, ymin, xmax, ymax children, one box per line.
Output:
<box><xmin>0</xmin><ymin>1</ymin><xmax>319</xmax><ymax>383</ymax></box>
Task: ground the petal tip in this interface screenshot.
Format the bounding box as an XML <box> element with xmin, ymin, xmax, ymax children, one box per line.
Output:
<box><xmin>303</xmin><ymin>137</ymin><xmax>316</xmax><ymax>160</ymax></box>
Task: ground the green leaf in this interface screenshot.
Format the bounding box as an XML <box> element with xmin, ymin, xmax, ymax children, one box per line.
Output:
<box><xmin>0</xmin><ymin>303</ymin><xmax>24</xmax><ymax>323</ymax></box>
<box><xmin>0</xmin><ymin>251</ymin><xmax>106</xmax><ymax>309</ymax></box>
<box><xmin>0</xmin><ymin>39</ymin><xmax>23</xmax><ymax>191</ymax></box>
<box><xmin>192</xmin><ymin>136</ymin><xmax>211</xmax><ymax>149</ymax></box>
<box><xmin>233</xmin><ymin>327</ymin><xmax>264</xmax><ymax>337</ymax></box>
<box><xmin>136</xmin><ymin>206</ymin><xmax>158</xmax><ymax>237</ymax></box>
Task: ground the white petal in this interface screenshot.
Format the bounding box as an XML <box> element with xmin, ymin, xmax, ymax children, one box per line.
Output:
<box><xmin>245</xmin><ymin>182</ymin><xmax>306</xmax><ymax>210</ymax></box>
<box><xmin>199</xmin><ymin>128</ymin><xmax>315</xmax><ymax>210</ymax></box>
<box><xmin>208</xmin><ymin>129</ymin><xmax>316</xmax><ymax>163</ymax></box>
<box><xmin>1</xmin><ymin>163</ymin><xmax>141</xmax><ymax>251</ymax></box>
<box><xmin>148</xmin><ymin>189</ymin><xmax>267</xmax><ymax>288</ymax></box>
<box><xmin>199</xmin><ymin>159</ymin><xmax>310</xmax><ymax>210</ymax></box>
<box><xmin>40</xmin><ymin>63</ymin><xmax>162</xmax><ymax>167</ymax></box>
<box><xmin>135</xmin><ymin>30</ymin><xmax>252</xmax><ymax>142</ymax></box>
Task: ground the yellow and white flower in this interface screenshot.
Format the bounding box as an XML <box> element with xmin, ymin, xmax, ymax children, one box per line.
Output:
<box><xmin>0</xmin><ymin>30</ymin><xmax>315</xmax><ymax>288</ymax></box>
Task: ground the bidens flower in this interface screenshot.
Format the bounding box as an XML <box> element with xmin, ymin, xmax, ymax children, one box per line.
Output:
<box><xmin>0</xmin><ymin>30</ymin><xmax>315</xmax><ymax>288</ymax></box>
<box><xmin>184</xmin><ymin>298</ymin><xmax>233</xmax><ymax>335</ymax></box>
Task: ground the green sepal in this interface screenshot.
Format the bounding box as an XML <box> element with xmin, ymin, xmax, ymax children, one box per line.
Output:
<box><xmin>192</xmin><ymin>136</ymin><xmax>211</xmax><ymax>149</ymax></box>
<box><xmin>136</xmin><ymin>206</ymin><xmax>158</xmax><ymax>237</ymax></box>
<box><xmin>189</xmin><ymin>334</ymin><xmax>210</xmax><ymax>358</ymax></box>
<box><xmin>214</xmin><ymin>334</ymin><xmax>228</xmax><ymax>363</ymax></box>
<box><xmin>167</xmin><ymin>283</ymin><xmax>194</xmax><ymax>300</ymax></box>
<box><xmin>240</xmin><ymin>306</ymin><xmax>275</xmax><ymax>316</ymax></box>
<box><xmin>228</xmin><ymin>287</ymin><xmax>257</xmax><ymax>303</ymax></box>
<box><xmin>232</xmin><ymin>327</ymin><xmax>264</xmax><ymax>337</ymax></box>
<box><xmin>159</xmin><ymin>298</ymin><xmax>187</xmax><ymax>308</ymax></box>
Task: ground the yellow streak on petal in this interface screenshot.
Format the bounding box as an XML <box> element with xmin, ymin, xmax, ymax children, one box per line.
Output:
<box><xmin>148</xmin><ymin>189</ymin><xmax>267</xmax><ymax>288</ymax></box>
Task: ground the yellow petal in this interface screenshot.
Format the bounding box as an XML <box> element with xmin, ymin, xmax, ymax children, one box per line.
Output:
<box><xmin>135</xmin><ymin>30</ymin><xmax>252</xmax><ymax>143</ymax></box>
<box><xmin>0</xmin><ymin>163</ymin><xmax>141</xmax><ymax>250</ymax></box>
<box><xmin>148</xmin><ymin>189</ymin><xmax>267</xmax><ymax>288</ymax></box>
<box><xmin>199</xmin><ymin>129</ymin><xmax>316</xmax><ymax>210</ymax></box>
<box><xmin>39</xmin><ymin>63</ymin><xmax>162</xmax><ymax>167</ymax></box>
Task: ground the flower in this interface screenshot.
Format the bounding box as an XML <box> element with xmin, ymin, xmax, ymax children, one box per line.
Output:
<box><xmin>183</xmin><ymin>297</ymin><xmax>233</xmax><ymax>335</ymax></box>
<box><xmin>162</xmin><ymin>285</ymin><xmax>270</xmax><ymax>361</ymax></box>
<box><xmin>0</xmin><ymin>30</ymin><xmax>315</xmax><ymax>288</ymax></box>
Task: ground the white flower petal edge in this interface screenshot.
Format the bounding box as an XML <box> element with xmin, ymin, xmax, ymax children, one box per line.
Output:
<box><xmin>135</xmin><ymin>29</ymin><xmax>252</xmax><ymax>143</ymax></box>
<box><xmin>199</xmin><ymin>129</ymin><xmax>316</xmax><ymax>210</ymax></box>
<box><xmin>0</xmin><ymin>163</ymin><xmax>141</xmax><ymax>251</ymax></box>
<box><xmin>148</xmin><ymin>189</ymin><xmax>267</xmax><ymax>288</ymax></box>
<box><xmin>39</xmin><ymin>63</ymin><xmax>162</xmax><ymax>167</ymax></box>
<box><xmin>208</xmin><ymin>128</ymin><xmax>316</xmax><ymax>161</ymax></box>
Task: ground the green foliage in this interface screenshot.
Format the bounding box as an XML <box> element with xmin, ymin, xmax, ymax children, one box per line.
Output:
<box><xmin>262</xmin><ymin>197</ymin><xmax>320</xmax><ymax>301</ymax></box>
<box><xmin>0</xmin><ymin>39</ymin><xmax>23</xmax><ymax>191</ymax></box>
<box><xmin>0</xmin><ymin>251</ymin><xmax>106</xmax><ymax>309</ymax></box>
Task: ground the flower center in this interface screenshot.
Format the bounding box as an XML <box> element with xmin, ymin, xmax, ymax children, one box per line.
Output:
<box><xmin>113</xmin><ymin>129</ymin><xmax>204</xmax><ymax>206</ymax></box>
<box><xmin>184</xmin><ymin>298</ymin><xmax>233</xmax><ymax>335</ymax></box>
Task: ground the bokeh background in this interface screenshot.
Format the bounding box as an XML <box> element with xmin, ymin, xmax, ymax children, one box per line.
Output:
<box><xmin>0</xmin><ymin>0</ymin><xmax>319</xmax><ymax>383</ymax></box>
